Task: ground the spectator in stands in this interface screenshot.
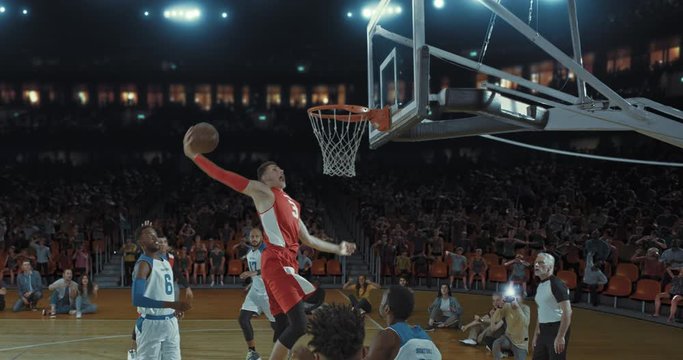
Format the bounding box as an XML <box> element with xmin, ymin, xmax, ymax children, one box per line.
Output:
<box><xmin>292</xmin><ymin>304</ymin><xmax>365</xmax><ymax>360</ymax></box>
<box><xmin>191</xmin><ymin>235</ymin><xmax>208</xmax><ymax>284</ymax></box>
<box><xmin>365</xmin><ymin>285</ymin><xmax>441</xmax><ymax>359</ymax></box>
<box><xmin>445</xmin><ymin>247</ymin><xmax>468</xmax><ymax>290</ymax></box>
<box><xmin>0</xmin><ymin>277</ymin><xmax>6</xmax><ymax>311</ymax></box>
<box><xmin>660</xmin><ymin>238</ymin><xmax>683</xmax><ymax>288</ymax></box>
<box><xmin>121</xmin><ymin>237</ymin><xmax>138</xmax><ymax>286</ymax></box>
<box><xmin>176</xmin><ymin>248</ymin><xmax>191</xmax><ymax>285</ymax></box>
<box><xmin>631</xmin><ymin>247</ymin><xmax>664</xmax><ymax>280</ymax></box>
<box><xmin>13</xmin><ymin>260</ymin><xmax>43</xmax><ymax>311</ymax></box>
<box><xmin>209</xmin><ymin>242</ymin><xmax>225</xmax><ymax>286</ymax></box>
<box><xmin>426</xmin><ymin>284</ymin><xmax>463</xmax><ymax>331</ymax></box>
<box><xmin>343</xmin><ymin>275</ymin><xmax>380</xmax><ymax>315</ymax></box>
<box><xmin>74</xmin><ymin>274</ymin><xmax>98</xmax><ymax>318</ymax></box>
<box><xmin>395</xmin><ymin>250</ymin><xmax>412</xmax><ymax>281</ymax></box>
<box><xmin>496</xmin><ymin>229</ymin><xmax>529</xmax><ymax>260</ymax></box>
<box><xmin>5</xmin><ymin>245</ymin><xmax>18</xmax><ymax>285</ymax></box>
<box><xmin>412</xmin><ymin>250</ymin><xmax>434</xmax><ymax>288</ymax></box>
<box><xmin>635</xmin><ymin>234</ymin><xmax>668</xmax><ymax>251</ymax></box>
<box><xmin>653</xmin><ymin>269</ymin><xmax>683</xmax><ymax>322</ymax></box>
<box><xmin>30</xmin><ymin>237</ymin><xmax>51</xmax><ymax>284</ymax></box>
<box><xmin>298</xmin><ymin>248</ymin><xmax>312</xmax><ymax>280</ymax></box>
<box><xmin>42</xmin><ymin>268</ymin><xmax>78</xmax><ymax>318</ymax></box>
<box><xmin>492</xmin><ymin>290</ymin><xmax>530</xmax><ymax>360</ymax></box>
<box><xmin>428</xmin><ymin>230</ymin><xmax>445</xmax><ymax>262</ymax></box>
<box><xmin>459</xmin><ymin>293</ymin><xmax>505</xmax><ymax>346</ymax></box>
<box><xmin>504</xmin><ymin>253</ymin><xmax>531</xmax><ymax>296</ymax></box>
<box><xmin>373</xmin><ymin>234</ymin><xmax>397</xmax><ymax>283</ymax></box>
<box><xmin>578</xmin><ymin>252</ymin><xmax>608</xmax><ymax>306</ymax></box>
<box><xmin>179</xmin><ymin>223</ymin><xmax>196</xmax><ymax>250</ymax></box>
<box><xmin>468</xmin><ymin>249</ymin><xmax>488</xmax><ymax>290</ymax></box>
<box><xmin>72</xmin><ymin>244</ymin><xmax>90</xmax><ymax>277</ymax></box>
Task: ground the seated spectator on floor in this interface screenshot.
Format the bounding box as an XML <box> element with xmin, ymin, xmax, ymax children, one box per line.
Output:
<box><xmin>459</xmin><ymin>293</ymin><xmax>505</xmax><ymax>346</ymax></box>
<box><xmin>469</xmin><ymin>249</ymin><xmax>488</xmax><ymax>290</ymax></box>
<box><xmin>491</xmin><ymin>288</ymin><xmax>530</xmax><ymax>360</ymax></box>
<box><xmin>42</xmin><ymin>268</ymin><xmax>78</xmax><ymax>318</ymax></box>
<box><xmin>654</xmin><ymin>268</ymin><xmax>683</xmax><ymax>322</ymax></box>
<box><xmin>426</xmin><ymin>284</ymin><xmax>463</xmax><ymax>331</ymax></box>
<box><xmin>0</xmin><ymin>277</ymin><xmax>6</xmax><ymax>311</ymax></box>
<box><xmin>398</xmin><ymin>275</ymin><xmax>414</xmax><ymax>293</ymax></box>
<box><xmin>13</xmin><ymin>260</ymin><xmax>43</xmax><ymax>312</ymax></box>
<box><xmin>631</xmin><ymin>247</ymin><xmax>664</xmax><ymax>280</ymax></box>
<box><xmin>446</xmin><ymin>247</ymin><xmax>468</xmax><ymax>290</ymax></box>
<box><xmin>365</xmin><ymin>285</ymin><xmax>442</xmax><ymax>359</ymax></box>
<box><xmin>343</xmin><ymin>275</ymin><xmax>380</xmax><ymax>314</ymax></box>
<box><xmin>74</xmin><ymin>274</ymin><xmax>98</xmax><ymax>318</ymax></box>
<box><xmin>292</xmin><ymin>304</ymin><xmax>365</xmax><ymax>360</ymax></box>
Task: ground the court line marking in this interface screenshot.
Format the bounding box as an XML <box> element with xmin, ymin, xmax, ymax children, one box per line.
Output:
<box><xmin>335</xmin><ymin>289</ymin><xmax>383</xmax><ymax>330</ymax></box>
<box><xmin>0</xmin><ymin>328</ymin><xmax>261</xmax><ymax>352</ymax></box>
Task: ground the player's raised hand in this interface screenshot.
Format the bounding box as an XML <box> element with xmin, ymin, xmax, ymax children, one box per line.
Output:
<box><xmin>339</xmin><ymin>241</ymin><xmax>356</xmax><ymax>256</ymax></box>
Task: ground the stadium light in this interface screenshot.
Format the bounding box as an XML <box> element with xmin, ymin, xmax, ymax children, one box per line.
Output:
<box><xmin>163</xmin><ymin>5</ymin><xmax>201</xmax><ymax>23</ymax></box>
<box><xmin>296</xmin><ymin>65</ymin><xmax>306</xmax><ymax>73</ymax></box>
<box><xmin>0</xmin><ymin>6</ymin><xmax>6</xmax><ymax>14</ymax></box>
<box><xmin>144</xmin><ymin>11</ymin><xmax>150</xmax><ymax>17</ymax></box>
<box><xmin>434</xmin><ymin>0</ymin><xmax>445</xmax><ymax>9</ymax></box>
<box><xmin>347</xmin><ymin>11</ymin><xmax>353</xmax><ymax>18</ymax></box>
<box><xmin>221</xmin><ymin>12</ymin><xmax>228</xmax><ymax>18</ymax></box>
<box><xmin>22</xmin><ymin>8</ymin><xmax>28</xmax><ymax>15</ymax></box>
<box><xmin>361</xmin><ymin>5</ymin><xmax>402</xmax><ymax>19</ymax></box>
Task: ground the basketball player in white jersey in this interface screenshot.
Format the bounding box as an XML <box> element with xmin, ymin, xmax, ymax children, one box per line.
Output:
<box><xmin>132</xmin><ymin>222</ymin><xmax>192</xmax><ymax>360</ymax></box>
<box><xmin>239</xmin><ymin>227</ymin><xmax>277</xmax><ymax>360</ymax></box>
<box><xmin>365</xmin><ymin>285</ymin><xmax>441</xmax><ymax>360</ymax></box>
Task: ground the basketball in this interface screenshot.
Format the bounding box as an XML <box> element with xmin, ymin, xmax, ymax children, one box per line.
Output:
<box><xmin>190</xmin><ymin>122</ymin><xmax>219</xmax><ymax>154</ymax></box>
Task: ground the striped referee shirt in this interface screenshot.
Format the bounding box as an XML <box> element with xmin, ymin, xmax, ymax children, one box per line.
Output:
<box><xmin>534</xmin><ymin>275</ymin><xmax>570</xmax><ymax>323</ymax></box>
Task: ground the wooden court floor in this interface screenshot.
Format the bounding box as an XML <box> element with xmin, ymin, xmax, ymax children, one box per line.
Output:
<box><xmin>0</xmin><ymin>288</ymin><xmax>681</xmax><ymax>359</ymax></box>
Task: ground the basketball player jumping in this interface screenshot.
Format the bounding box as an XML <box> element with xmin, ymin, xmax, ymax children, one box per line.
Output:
<box><xmin>239</xmin><ymin>227</ymin><xmax>278</xmax><ymax>360</ymax></box>
<box><xmin>183</xmin><ymin>126</ymin><xmax>356</xmax><ymax>360</ymax></box>
<box><xmin>132</xmin><ymin>221</ymin><xmax>192</xmax><ymax>360</ymax></box>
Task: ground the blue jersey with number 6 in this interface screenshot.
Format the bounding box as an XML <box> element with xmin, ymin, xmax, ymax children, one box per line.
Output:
<box><xmin>133</xmin><ymin>254</ymin><xmax>175</xmax><ymax>316</ymax></box>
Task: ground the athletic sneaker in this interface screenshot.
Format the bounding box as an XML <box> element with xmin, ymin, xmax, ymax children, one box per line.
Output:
<box><xmin>76</xmin><ymin>311</ymin><xmax>82</xmax><ymax>319</ymax></box>
<box><xmin>69</xmin><ymin>310</ymin><xmax>77</xmax><ymax>315</ymax></box>
<box><xmin>425</xmin><ymin>325</ymin><xmax>436</xmax><ymax>332</ymax></box>
<box><xmin>127</xmin><ymin>349</ymin><xmax>137</xmax><ymax>360</ymax></box>
<box><xmin>459</xmin><ymin>339</ymin><xmax>477</xmax><ymax>345</ymax></box>
<box><xmin>246</xmin><ymin>349</ymin><xmax>262</xmax><ymax>360</ymax></box>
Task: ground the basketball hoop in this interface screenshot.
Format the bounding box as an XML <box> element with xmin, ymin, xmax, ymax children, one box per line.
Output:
<box><xmin>307</xmin><ymin>105</ymin><xmax>390</xmax><ymax>177</ymax></box>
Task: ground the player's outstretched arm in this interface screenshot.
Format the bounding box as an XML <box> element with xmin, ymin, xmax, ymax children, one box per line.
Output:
<box><xmin>298</xmin><ymin>219</ymin><xmax>356</xmax><ymax>256</ymax></box>
<box><xmin>132</xmin><ymin>261</ymin><xmax>192</xmax><ymax>312</ymax></box>
<box><xmin>183</xmin><ymin>127</ymin><xmax>271</xmax><ymax>200</ymax></box>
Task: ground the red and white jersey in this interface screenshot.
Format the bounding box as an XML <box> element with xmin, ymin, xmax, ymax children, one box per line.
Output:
<box><xmin>259</xmin><ymin>188</ymin><xmax>301</xmax><ymax>254</ymax></box>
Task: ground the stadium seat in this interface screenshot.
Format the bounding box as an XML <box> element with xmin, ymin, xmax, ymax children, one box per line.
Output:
<box><xmin>326</xmin><ymin>259</ymin><xmax>342</xmax><ymax>284</ymax></box>
<box><xmin>227</xmin><ymin>259</ymin><xmax>243</xmax><ymax>284</ymax></box>
<box><xmin>557</xmin><ymin>270</ymin><xmax>577</xmax><ymax>290</ymax></box>
<box><xmin>603</xmin><ymin>275</ymin><xmax>633</xmax><ymax>308</ymax></box>
<box><xmin>311</xmin><ymin>259</ymin><xmax>327</xmax><ymax>278</ymax></box>
<box><xmin>615</xmin><ymin>263</ymin><xmax>639</xmax><ymax>283</ymax></box>
<box><xmin>630</xmin><ymin>279</ymin><xmax>662</xmax><ymax>312</ymax></box>
<box><xmin>430</xmin><ymin>261</ymin><xmax>448</xmax><ymax>287</ymax></box>
<box><xmin>483</xmin><ymin>253</ymin><xmax>500</xmax><ymax>266</ymax></box>
<box><xmin>488</xmin><ymin>264</ymin><xmax>508</xmax><ymax>291</ymax></box>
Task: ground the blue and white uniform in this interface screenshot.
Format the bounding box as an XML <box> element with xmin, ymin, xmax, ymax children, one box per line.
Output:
<box><xmin>388</xmin><ymin>322</ymin><xmax>442</xmax><ymax>360</ymax></box>
<box><xmin>241</xmin><ymin>242</ymin><xmax>274</xmax><ymax>321</ymax></box>
<box><xmin>133</xmin><ymin>254</ymin><xmax>180</xmax><ymax>360</ymax></box>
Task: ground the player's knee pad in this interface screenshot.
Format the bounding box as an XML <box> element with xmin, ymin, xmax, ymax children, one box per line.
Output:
<box><xmin>238</xmin><ymin>310</ymin><xmax>255</xmax><ymax>341</ymax></box>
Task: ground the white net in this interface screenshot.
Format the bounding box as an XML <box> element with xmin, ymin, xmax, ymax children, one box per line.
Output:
<box><xmin>308</xmin><ymin>108</ymin><xmax>368</xmax><ymax>177</ymax></box>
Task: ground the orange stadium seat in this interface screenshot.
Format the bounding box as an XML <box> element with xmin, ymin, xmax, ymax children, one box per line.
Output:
<box><xmin>615</xmin><ymin>263</ymin><xmax>639</xmax><ymax>283</ymax></box>
<box><xmin>311</xmin><ymin>259</ymin><xmax>327</xmax><ymax>277</ymax></box>
<box><xmin>557</xmin><ymin>270</ymin><xmax>577</xmax><ymax>290</ymax></box>
<box><xmin>430</xmin><ymin>261</ymin><xmax>448</xmax><ymax>286</ymax></box>
<box><xmin>603</xmin><ymin>275</ymin><xmax>633</xmax><ymax>308</ymax></box>
<box><xmin>326</xmin><ymin>259</ymin><xmax>342</xmax><ymax>284</ymax></box>
<box><xmin>630</xmin><ymin>279</ymin><xmax>662</xmax><ymax>312</ymax></box>
<box><xmin>488</xmin><ymin>264</ymin><xmax>508</xmax><ymax>291</ymax></box>
<box><xmin>483</xmin><ymin>253</ymin><xmax>500</xmax><ymax>266</ymax></box>
<box><xmin>227</xmin><ymin>259</ymin><xmax>243</xmax><ymax>284</ymax></box>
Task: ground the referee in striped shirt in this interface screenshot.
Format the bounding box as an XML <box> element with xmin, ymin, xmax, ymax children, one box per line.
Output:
<box><xmin>532</xmin><ymin>253</ymin><xmax>572</xmax><ymax>360</ymax></box>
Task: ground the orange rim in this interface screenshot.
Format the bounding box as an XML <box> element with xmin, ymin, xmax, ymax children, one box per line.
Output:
<box><xmin>307</xmin><ymin>104</ymin><xmax>391</xmax><ymax>131</ymax></box>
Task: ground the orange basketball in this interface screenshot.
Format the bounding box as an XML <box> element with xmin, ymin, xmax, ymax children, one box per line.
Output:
<box><xmin>190</xmin><ymin>122</ymin><xmax>219</xmax><ymax>154</ymax></box>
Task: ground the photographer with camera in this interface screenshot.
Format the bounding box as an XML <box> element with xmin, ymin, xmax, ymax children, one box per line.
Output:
<box><xmin>491</xmin><ymin>285</ymin><xmax>530</xmax><ymax>360</ymax></box>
